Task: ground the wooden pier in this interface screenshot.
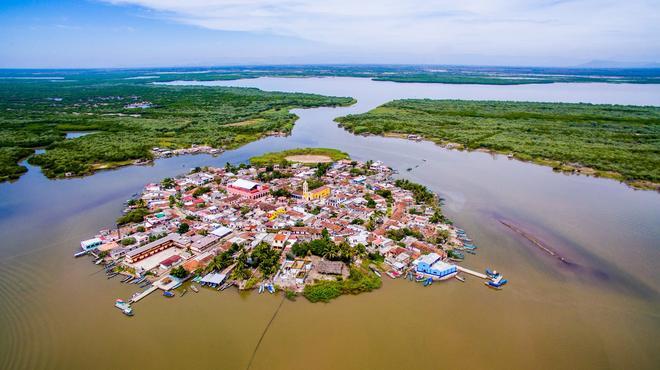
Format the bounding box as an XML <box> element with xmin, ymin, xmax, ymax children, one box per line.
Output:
<box><xmin>456</xmin><ymin>266</ymin><xmax>488</xmax><ymax>279</ymax></box>
<box><xmin>130</xmin><ymin>286</ymin><xmax>158</xmax><ymax>303</ymax></box>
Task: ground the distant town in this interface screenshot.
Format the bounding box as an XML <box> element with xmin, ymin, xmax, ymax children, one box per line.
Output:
<box><xmin>76</xmin><ymin>151</ymin><xmax>507</xmax><ymax>316</ymax></box>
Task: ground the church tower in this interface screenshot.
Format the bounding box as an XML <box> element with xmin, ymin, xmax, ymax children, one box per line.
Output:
<box><xmin>302</xmin><ymin>179</ymin><xmax>309</xmax><ymax>200</ymax></box>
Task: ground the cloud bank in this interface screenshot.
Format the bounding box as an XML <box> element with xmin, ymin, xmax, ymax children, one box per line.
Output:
<box><xmin>102</xmin><ymin>0</ymin><xmax>660</xmax><ymax>63</ymax></box>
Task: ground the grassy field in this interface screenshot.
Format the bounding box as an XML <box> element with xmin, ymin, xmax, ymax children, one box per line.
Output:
<box><xmin>249</xmin><ymin>148</ymin><xmax>349</xmax><ymax>167</ymax></box>
<box><xmin>336</xmin><ymin>99</ymin><xmax>660</xmax><ymax>189</ymax></box>
<box><xmin>0</xmin><ymin>76</ymin><xmax>354</xmax><ymax>181</ymax></box>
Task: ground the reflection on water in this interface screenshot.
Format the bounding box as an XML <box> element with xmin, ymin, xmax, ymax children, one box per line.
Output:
<box><xmin>1</xmin><ymin>78</ymin><xmax>659</xmax><ymax>370</ymax></box>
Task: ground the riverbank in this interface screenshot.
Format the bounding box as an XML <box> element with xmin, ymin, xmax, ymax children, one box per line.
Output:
<box><xmin>0</xmin><ymin>76</ymin><xmax>355</xmax><ymax>182</ymax></box>
<box><xmin>335</xmin><ymin>99</ymin><xmax>660</xmax><ymax>190</ymax></box>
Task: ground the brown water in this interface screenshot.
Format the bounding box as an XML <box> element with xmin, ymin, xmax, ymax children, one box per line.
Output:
<box><xmin>1</xmin><ymin>78</ymin><xmax>659</xmax><ymax>370</ymax></box>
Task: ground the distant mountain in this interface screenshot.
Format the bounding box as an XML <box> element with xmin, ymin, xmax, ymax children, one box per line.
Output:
<box><xmin>576</xmin><ymin>60</ymin><xmax>660</xmax><ymax>69</ymax></box>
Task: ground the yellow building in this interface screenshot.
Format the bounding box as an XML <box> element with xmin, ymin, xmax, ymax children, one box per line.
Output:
<box><xmin>303</xmin><ymin>180</ymin><xmax>331</xmax><ymax>201</ymax></box>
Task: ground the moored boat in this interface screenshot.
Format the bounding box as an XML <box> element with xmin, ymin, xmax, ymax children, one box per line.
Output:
<box><xmin>455</xmin><ymin>275</ymin><xmax>465</xmax><ymax>282</ymax></box>
<box><xmin>190</xmin><ymin>285</ymin><xmax>199</xmax><ymax>293</ymax></box>
<box><xmin>163</xmin><ymin>291</ymin><xmax>175</xmax><ymax>298</ymax></box>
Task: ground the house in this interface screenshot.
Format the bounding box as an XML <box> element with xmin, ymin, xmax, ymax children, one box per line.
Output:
<box><xmin>159</xmin><ymin>255</ymin><xmax>183</xmax><ymax>270</ymax></box>
<box><xmin>272</xmin><ymin>233</ymin><xmax>288</xmax><ymax>248</ymax></box>
<box><xmin>190</xmin><ymin>234</ymin><xmax>220</xmax><ymax>253</ymax></box>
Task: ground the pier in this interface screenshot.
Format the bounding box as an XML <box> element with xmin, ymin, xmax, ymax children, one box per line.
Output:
<box><xmin>130</xmin><ymin>286</ymin><xmax>158</xmax><ymax>303</ymax></box>
<box><xmin>456</xmin><ymin>266</ymin><xmax>488</xmax><ymax>279</ymax></box>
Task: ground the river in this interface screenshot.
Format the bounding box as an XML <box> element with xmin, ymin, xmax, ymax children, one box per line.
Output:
<box><xmin>0</xmin><ymin>77</ymin><xmax>658</xmax><ymax>370</ymax></box>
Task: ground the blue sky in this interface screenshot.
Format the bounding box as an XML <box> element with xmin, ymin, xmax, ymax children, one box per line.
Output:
<box><xmin>1</xmin><ymin>0</ymin><xmax>659</xmax><ymax>68</ymax></box>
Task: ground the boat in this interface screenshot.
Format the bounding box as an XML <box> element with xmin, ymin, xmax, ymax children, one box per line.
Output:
<box><xmin>190</xmin><ymin>285</ymin><xmax>199</xmax><ymax>293</ymax></box>
<box><xmin>107</xmin><ymin>272</ymin><xmax>119</xmax><ymax>279</ymax></box>
<box><xmin>407</xmin><ymin>271</ymin><xmax>413</xmax><ymax>281</ymax></box>
<box><xmin>423</xmin><ymin>277</ymin><xmax>433</xmax><ymax>287</ymax></box>
<box><xmin>94</xmin><ymin>258</ymin><xmax>104</xmax><ymax>265</ymax></box>
<box><xmin>73</xmin><ymin>250</ymin><xmax>87</xmax><ymax>258</ymax></box>
<box><xmin>485</xmin><ymin>269</ymin><xmax>501</xmax><ymax>278</ymax></box>
<box><xmin>220</xmin><ymin>281</ymin><xmax>233</xmax><ymax>291</ymax></box>
<box><xmin>450</xmin><ymin>250</ymin><xmax>465</xmax><ymax>259</ymax></box>
<box><xmin>121</xmin><ymin>276</ymin><xmax>133</xmax><ymax>283</ymax></box>
<box><xmin>122</xmin><ymin>307</ymin><xmax>134</xmax><ymax>316</ymax></box>
<box><xmin>415</xmin><ymin>274</ymin><xmax>426</xmax><ymax>282</ymax></box>
<box><xmin>464</xmin><ymin>249</ymin><xmax>477</xmax><ymax>255</ymax></box>
<box><xmin>463</xmin><ymin>244</ymin><xmax>477</xmax><ymax>250</ymax></box>
<box><xmin>180</xmin><ymin>289</ymin><xmax>187</xmax><ymax>297</ymax></box>
<box><xmin>140</xmin><ymin>282</ymin><xmax>151</xmax><ymax>288</ymax></box>
<box><xmin>133</xmin><ymin>276</ymin><xmax>146</xmax><ymax>285</ymax></box>
<box><xmin>115</xmin><ymin>299</ymin><xmax>129</xmax><ymax>310</ymax></box>
<box><xmin>455</xmin><ymin>275</ymin><xmax>465</xmax><ymax>282</ymax></box>
<box><xmin>163</xmin><ymin>291</ymin><xmax>175</xmax><ymax>298</ymax></box>
<box><xmin>449</xmin><ymin>257</ymin><xmax>464</xmax><ymax>263</ymax></box>
<box><xmin>258</xmin><ymin>284</ymin><xmax>264</xmax><ymax>294</ymax></box>
<box><xmin>385</xmin><ymin>271</ymin><xmax>399</xmax><ymax>279</ymax></box>
<box><xmin>266</xmin><ymin>283</ymin><xmax>275</xmax><ymax>294</ymax></box>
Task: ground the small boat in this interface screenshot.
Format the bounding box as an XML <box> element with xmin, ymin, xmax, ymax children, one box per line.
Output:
<box><xmin>163</xmin><ymin>291</ymin><xmax>175</xmax><ymax>298</ymax></box>
<box><xmin>190</xmin><ymin>285</ymin><xmax>199</xmax><ymax>293</ymax></box>
<box><xmin>220</xmin><ymin>281</ymin><xmax>233</xmax><ymax>291</ymax></box>
<box><xmin>449</xmin><ymin>257</ymin><xmax>463</xmax><ymax>263</ymax></box>
<box><xmin>140</xmin><ymin>282</ymin><xmax>151</xmax><ymax>288</ymax></box>
<box><xmin>464</xmin><ymin>249</ymin><xmax>476</xmax><ymax>255</ymax></box>
<box><xmin>485</xmin><ymin>269</ymin><xmax>500</xmax><ymax>278</ymax></box>
<box><xmin>94</xmin><ymin>258</ymin><xmax>104</xmax><ymax>265</ymax></box>
<box><xmin>121</xmin><ymin>276</ymin><xmax>133</xmax><ymax>283</ymax></box>
<box><xmin>73</xmin><ymin>250</ymin><xmax>87</xmax><ymax>258</ymax></box>
<box><xmin>107</xmin><ymin>272</ymin><xmax>119</xmax><ymax>279</ymax></box>
<box><xmin>463</xmin><ymin>244</ymin><xmax>477</xmax><ymax>250</ymax></box>
<box><xmin>423</xmin><ymin>277</ymin><xmax>433</xmax><ymax>287</ymax></box>
<box><xmin>415</xmin><ymin>274</ymin><xmax>426</xmax><ymax>282</ymax></box>
<box><xmin>258</xmin><ymin>284</ymin><xmax>264</xmax><ymax>294</ymax></box>
<box><xmin>407</xmin><ymin>271</ymin><xmax>413</xmax><ymax>281</ymax></box>
<box><xmin>454</xmin><ymin>275</ymin><xmax>465</xmax><ymax>282</ymax></box>
<box><xmin>180</xmin><ymin>289</ymin><xmax>187</xmax><ymax>297</ymax></box>
<box><xmin>122</xmin><ymin>307</ymin><xmax>134</xmax><ymax>317</ymax></box>
<box><xmin>266</xmin><ymin>283</ymin><xmax>275</xmax><ymax>294</ymax></box>
<box><xmin>385</xmin><ymin>271</ymin><xmax>399</xmax><ymax>279</ymax></box>
<box><xmin>133</xmin><ymin>276</ymin><xmax>146</xmax><ymax>285</ymax></box>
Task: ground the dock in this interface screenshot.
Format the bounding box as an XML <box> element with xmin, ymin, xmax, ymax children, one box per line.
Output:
<box><xmin>456</xmin><ymin>266</ymin><xmax>488</xmax><ymax>279</ymax></box>
<box><xmin>129</xmin><ymin>286</ymin><xmax>157</xmax><ymax>303</ymax></box>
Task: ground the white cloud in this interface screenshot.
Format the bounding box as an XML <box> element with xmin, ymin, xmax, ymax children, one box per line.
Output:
<box><xmin>102</xmin><ymin>0</ymin><xmax>660</xmax><ymax>62</ymax></box>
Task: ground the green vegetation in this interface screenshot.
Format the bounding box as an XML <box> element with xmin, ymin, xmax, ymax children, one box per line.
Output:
<box><xmin>170</xmin><ymin>266</ymin><xmax>188</xmax><ymax>279</ymax></box>
<box><xmin>337</xmin><ymin>99</ymin><xmax>660</xmax><ymax>189</ymax></box>
<box><xmin>291</xmin><ymin>237</ymin><xmax>356</xmax><ymax>263</ymax></box>
<box><xmin>117</xmin><ymin>208</ymin><xmax>150</xmax><ymax>225</ymax></box>
<box><xmin>0</xmin><ymin>76</ymin><xmax>353</xmax><ymax>182</ymax></box>
<box><xmin>0</xmin><ymin>147</ymin><xmax>33</xmax><ymax>181</ymax></box>
<box><xmin>249</xmin><ymin>147</ymin><xmax>349</xmax><ymax>167</ymax></box>
<box><xmin>250</xmin><ymin>242</ymin><xmax>282</xmax><ymax>277</ymax></box>
<box><xmin>394</xmin><ymin>179</ymin><xmax>437</xmax><ymax>205</ymax></box>
<box><xmin>177</xmin><ymin>223</ymin><xmax>190</xmax><ymax>234</ymax></box>
<box><xmin>303</xmin><ymin>267</ymin><xmax>382</xmax><ymax>303</ymax></box>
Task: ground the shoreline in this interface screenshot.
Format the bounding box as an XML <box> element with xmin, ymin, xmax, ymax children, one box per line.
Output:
<box><xmin>343</xmin><ymin>129</ymin><xmax>660</xmax><ymax>192</ymax></box>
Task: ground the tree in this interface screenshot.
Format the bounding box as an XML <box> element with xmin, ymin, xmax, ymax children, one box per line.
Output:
<box><xmin>170</xmin><ymin>266</ymin><xmax>187</xmax><ymax>279</ymax></box>
<box><xmin>161</xmin><ymin>177</ymin><xmax>175</xmax><ymax>189</ymax></box>
<box><xmin>177</xmin><ymin>222</ymin><xmax>190</xmax><ymax>234</ymax></box>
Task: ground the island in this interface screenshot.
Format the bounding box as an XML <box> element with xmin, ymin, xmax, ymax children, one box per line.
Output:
<box><xmin>76</xmin><ymin>149</ymin><xmax>506</xmax><ymax>315</ymax></box>
<box><xmin>336</xmin><ymin>99</ymin><xmax>660</xmax><ymax>190</ymax></box>
<box><xmin>0</xmin><ymin>76</ymin><xmax>354</xmax><ymax>182</ymax></box>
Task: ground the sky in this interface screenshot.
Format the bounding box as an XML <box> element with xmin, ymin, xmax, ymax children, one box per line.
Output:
<box><xmin>0</xmin><ymin>0</ymin><xmax>659</xmax><ymax>68</ymax></box>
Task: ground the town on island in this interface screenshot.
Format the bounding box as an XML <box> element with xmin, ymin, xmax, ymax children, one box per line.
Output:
<box><xmin>75</xmin><ymin>148</ymin><xmax>508</xmax><ymax>316</ymax></box>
